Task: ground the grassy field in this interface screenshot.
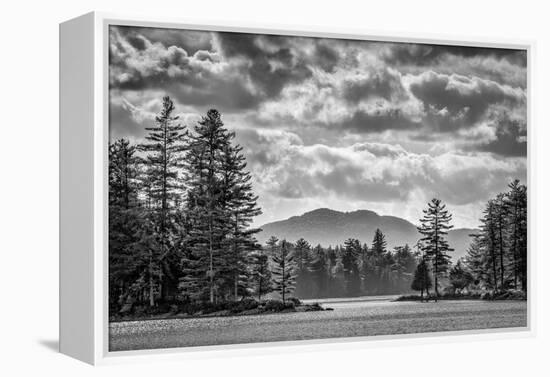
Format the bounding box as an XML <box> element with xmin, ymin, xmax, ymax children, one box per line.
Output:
<box><xmin>109</xmin><ymin>298</ymin><xmax>527</xmax><ymax>351</ymax></box>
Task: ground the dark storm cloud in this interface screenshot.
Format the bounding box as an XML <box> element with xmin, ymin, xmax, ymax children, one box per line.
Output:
<box><xmin>215</xmin><ymin>32</ymin><xmax>313</xmax><ymax>98</ymax></box>
<box><xmin>113</xmin><ymin>26</ymin><xmax>212</xmax><ymax>54</ymax></box>
<box><xmin>165</xmin><ymin>78</ymin><xmax>261</xmax><ymax>112</ymax></box>
<box><xmin>341</xmin><ymin>69</ymin><xmax>404</xmax><ymax>103</ymax></box>
<box><xmin>473</xmin><ymin>110</ymin><xmax>527</xmax><ymax>157</ymax></box>
<box><xmin>477</xmin><ymin>126</ymin><xmax>526</xmax><ymax>156</ymax></box>
<box><xmin>314</xmin><ymin>43</ymin><xmax>341</xmax><ymax>72</ymax></box>
<box><xmin>109</xmin><ymin>27</ymin><xmax>262</xmax><ymax>112</ymax></box>
<box><xmin>409</xmin><ymin>71</ymin><xmax>525</xmax><ymax>130</ymax></box>
<box><xmin>383</xmin><ymin>43</ymin><xmax>527</xmax><ymax>67</ymax></box>
<box><xmin>336</xmin><ymin>108</ymin><xmax>422</xmax><ymax>133</ymax></box>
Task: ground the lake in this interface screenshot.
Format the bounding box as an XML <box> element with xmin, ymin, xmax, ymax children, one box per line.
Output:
<box><xmin>109</xmin><ymin>297</ymin><xmax>527</xmax><ymax>351</ymax></box>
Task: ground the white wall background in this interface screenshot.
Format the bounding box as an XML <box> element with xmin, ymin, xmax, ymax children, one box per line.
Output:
<box><xmin>1</xmin><ymin>0</ymin><xmax>548</xmax><ymax>375</ymax></box>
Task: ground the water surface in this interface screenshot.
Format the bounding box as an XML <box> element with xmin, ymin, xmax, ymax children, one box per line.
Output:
<box><xmin>109</xmin><ymin>298</ymin><xmax>527</xmax><ymax>351</ymax></box>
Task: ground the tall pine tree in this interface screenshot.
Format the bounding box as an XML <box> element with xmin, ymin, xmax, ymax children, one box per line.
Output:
<box><xmin>250</xmin><ymin>249</ymin><xmax>272</xmax><ymax>301</ymax></box>
<box><xmin>220</xmin><ymin>141</ymin><xmax>262</xmax><ymax>299</ymax></box>
<box><xmin>294</xmin><ymin>238</ymin><xmax>313</xmax><ymax>297</ymax></box>
<box><xmin>417</xmin><ymin>198</ymin><xmax>454</xmax><ymax>301</ymax></box>
<box><xmin>341</xmin><ymin>238</ymin><xmax>361</xmax><ymax>296</ymax></box>
<box><xmin>411</xmin><ymin>259</ymin><xmax>432</xmax><ymax>300</ymax></box>
<box><xmin>181</xmin><ymin>109</ymin><xmax>232</xmax><ymax>303</ymax></box>
<box><xmin>479</xmin><ymin>201</ymin><xmax>500</xmax><ymax>291</ymax></box>
<box><xmin>271</xmin><ymin>239</ymin><xmax>297</xmax><ymax>303</ymax></box>
<box><xmin>505</xmin><ymin>180</ymin><xmax>527</xmax><ymax>291</ymax></box>
<box><xmin>139</xmin><ymin>96</ymin><xmax>187</xmax><ymax>304</ymax></box>
<box><xmin>108</xmin><ymin>139</ymin><xmax>142</xmax><ymax>309</ymax></box>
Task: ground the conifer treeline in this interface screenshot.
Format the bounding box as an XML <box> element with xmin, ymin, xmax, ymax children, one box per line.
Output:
<box><xmin>263</xmin><ymin>231</ymin><xmax>420</xmax><ymax>300</ymax></box>
<box><xmin>109</xmin><ymin>97</ymin><xmax>263</xmax><ymax>309</ymax></box>
<box><xmin>109</xmin><ymin>96</ymin><xmax>527</xmax><ymax>313</ymax></box>
<box><xmin>410</xmin><ymin>182</ymin><xmax>528</xmax><ymax>300</ymax></box>
<box><xmin>464</xmin><ymin>180</ymin><xmax>528</xmax><ymax>292</ymax></box>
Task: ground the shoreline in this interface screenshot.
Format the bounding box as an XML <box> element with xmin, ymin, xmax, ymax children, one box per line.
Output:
<box><xmin>110</xmin><ymin>301</ymin><xmax>328</xmax><ymax>323</ymax></box>
<box><xmin>109</xmin><ymin>300</ymin><xmax>527</xmax><ymax>351</ymax></box>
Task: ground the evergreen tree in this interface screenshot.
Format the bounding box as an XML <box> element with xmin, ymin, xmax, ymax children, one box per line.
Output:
<box><xmin>132</xmin><ymin>215</ymin><xmax>163</xmax><ymax>307</ymax></box>
<box><xmin>220</xmin><ymin>141</ymin><xmax>262</xmax><ymax>299</ymax></box>
<box><xmin>411</xmin><ymin>259</ymin><xmax>432</xmax><ymax>300</ymax></box>
<box><xmin>449</xmin><ymin>260</ymin><xmax>473</xmax><ymax>293</ymax></box>
<box><xmin>139</xmin><ymin>96</ymin><xmax>187</xmax><ymax>304</ymax></box>
<box><xmin>271</xmin><ymin>240</ymin><xmax>297</xmax><ymax>303</ymax></box>
<box><xmin>464</xmin><ymin>180</ymin><xmax>527</xmax><ymax>293</ymax></box>
<box><xmin>358</xmin><ymin>243</ymin><xmax>371</xmax><ymax>294</ymax></box>
<box><xmin>180</xmin><ymin>109</ymin><xmax>233</xmax><ymax>303</ymax></box>
<box><xmin>505</xmin><ymin>180</ymin><xmax>527</xmax><ymax>291</ymax></box>
<box><xmin>294</xmin><ymin>238</ymin><xmax>313</xmax><ymax>271</ymax></box>
<box><xmin>392</xmin><ymin>244</ymin><xmax>416</xmax><ymax>292</ymax></box>
<box><xmin>265</xmin><ymin>236</ymin><xmax>279</xmax><ymax>256</ymax></box>
<box><xmin>371</xmin><ymin>228</ymin><xmax>387</xmax><ymax>256</ymax></box>
<box><xmin>370</xmin><ymin>229</ymin><xmax>389</xmax><ymax>294</ymax></box>
<box><xmin>493</xmin><ymin>193</ymin><xmax>509</xmax><ymax>289</ymax></box>
<box><xmin>294</xmin><ymin>238</ymin><xmax>313</xmax><ymax>297</ymax></box>
<box><xmin>250</xmin><ymin>249</ymin><xmax>272</xmax><ymax>301</ymax></box>
<box><xmin>465</xmin><ymin>236</ymin><xmax>488</xmax><ymax>288</ymax></box>
<box><xmin>108</xmin><ymin>139</ymin><xmax>143</xmax><ymax>309</ymax></box>
<box><xmin>417</xmin><ymin>198</ymin><xmax>454</xmax><ymax>301</ymax></box>
<box><xmin>109</xmin><ymin>138</ymin><xmax>140</xmax><ymax>209</ymax></box>
<box><xmin>341</xmin><ymin>238</ymin><xmax>361</xmax><ymax>296</ymax></box>
<box><xmin>326</xmin><ymin>246</ymin><xmax>339</xmax><ymax>297</ymax></box>
<box><xmin>310</xmin><ymin>244</ymin><xmax>329</xmax><ymax>297</ymax></box>
<box><xmin>479</xmin><ymin>200</ymin><xmax>500</xmax><ymax>291</ymax></box>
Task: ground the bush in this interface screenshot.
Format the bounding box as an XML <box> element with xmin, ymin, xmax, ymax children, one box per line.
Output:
<box><xmin>484</xmin><ymin>290</ymin><xmax>526</xmax><ymax>301</ymax></box>
<box><xmin>394</xmin><ymin>295</ymin><xmax>425</xmax><ymax>301</ymax></box>
<box><xmin>297</xmin><ymin>303</ymin><xmax>324</xmax><ymax>312</ymax></box>
<box><xmin>263</xmin><ymin>299</ymin><xmax>296</xmax><ymax>312</ymax></box>
<box><xmin>230</xmin><ymin>298</ymin><xmax>259</xmax><ymax>313</ymax></box>
<box><xmin>284</xmin><ymin>301</ymin><xmax>296</xmax><ymax>310</ymax></box>
<box><xmin>288</xmin><ymin>297</ymin><xmax>302</xmax><ymax>306</ymax></box>
<box><xmin>264</xmin><ymin>299</ymin><xmax>286</xmax><ymax>312</ymax></box>
<box><xmin>440</xmin><ymin>291</ymin><xmax>481</xmax><ymax>300</ymax></box>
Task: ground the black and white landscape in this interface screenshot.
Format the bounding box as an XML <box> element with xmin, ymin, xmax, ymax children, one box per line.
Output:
<box><xmin>108</xmin><ymin>25</ymin><xmax>527</xmax><ymax>351</ymax></box>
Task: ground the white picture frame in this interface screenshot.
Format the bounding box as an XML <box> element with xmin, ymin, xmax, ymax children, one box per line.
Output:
<box><xmin>59</xmin><ymin>11</ymin><xmax>535</xmax><ymax>365</ymax></box>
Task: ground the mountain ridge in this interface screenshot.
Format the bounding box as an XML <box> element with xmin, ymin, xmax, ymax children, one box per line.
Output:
<box><xmin>257</xmin><ymin>208</ymin><xmax>478</xmax><ymax>261</ymax></box>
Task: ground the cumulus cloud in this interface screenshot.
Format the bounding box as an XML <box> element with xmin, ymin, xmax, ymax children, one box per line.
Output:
<box><xmin>407</xmin><ymin>71</ymin><xmax>526</xmax><ymax>128</ymax></box>
<box><xmin>109</xmin><ymin>26</ymin><xmax>528</xmax><ymax>227</ymax></box>
<box><xmin>238</xmin><ymin>128</ymin><xmax>526</xmax><ymax>210</ymax></box>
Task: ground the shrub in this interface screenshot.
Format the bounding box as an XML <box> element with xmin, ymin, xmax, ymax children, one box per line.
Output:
<box><xmin>284</xmin><ymin>301</ymin><xmax>296</xmax><ymax>310</ymax></box>
<box><xmin>230</xmin><ymin>298</ymin><xmax>259</xmax><ymax>313</ymax></box>
<box><xmin>264</xmin><ymin>299</ymin><xmax>285</xmax><ymax>312</ymax></box>
<box><xmin>288</xmin><ymin>297</ymin><xmax>302</xmax><ymax>306</ymax></box>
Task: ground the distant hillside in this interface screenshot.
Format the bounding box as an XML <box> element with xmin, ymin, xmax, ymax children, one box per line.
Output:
<box><xmin>257</xmin><ymin>208</ymin><xmax>478</xmax><ymax>261</ymax></box>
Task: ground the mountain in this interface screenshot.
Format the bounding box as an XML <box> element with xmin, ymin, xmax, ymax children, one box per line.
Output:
<box><xmin>257</xmin><ymin>208</ymin><xmax>478</xmax><ymax>261</ymax></box>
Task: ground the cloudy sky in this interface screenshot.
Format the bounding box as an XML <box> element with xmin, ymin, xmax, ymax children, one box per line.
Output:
<box><xmin>109</xmin><ymin>25</ymin><xmax>527</xmax><ymax>229</ymax></box>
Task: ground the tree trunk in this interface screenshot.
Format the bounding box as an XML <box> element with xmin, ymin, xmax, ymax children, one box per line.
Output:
<box><xmin>491</xmin><ymin>245</ymin><xmax>498</xmax><ymax>293</ymax></box>
<box><xmin>209</xmin><ymin>226</ymin><xmax>214</xmax><ymax>304</ymax></box>
<box><xmin>434</xmin><ymin>263</ymin><xmax>438</xmax><ymax>302</ymax></box>
<box><xmin>499</xmin><ymin>221</ymin><xmax>505</xmax><ymax>290</ymax></box>
<box><xmin>282</xmin><ymin>255</ymin><xmax>286</xmax><ymax>304</ymax></box>
<box><xmin>234</xmin><ymin>274</ymin><xmax>238</xmax><ymax>301</ymax></box>
<box><xmin>149</xmin><ymin>255</ymin><xmax>155</xmax><ymax>307</ymax></box>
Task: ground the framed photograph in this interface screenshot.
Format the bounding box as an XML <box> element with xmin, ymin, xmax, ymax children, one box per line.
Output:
<box><xmin>60</xmin><ymin>12</ymin><xmax>532</xmax><ymax>365</ymax></box>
